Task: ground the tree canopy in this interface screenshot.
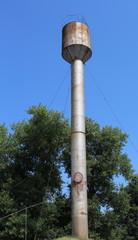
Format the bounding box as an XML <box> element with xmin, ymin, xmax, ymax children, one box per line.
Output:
<box><xmin>0</xmin><ymin>105</ymin><xmax>137</xmax><ymax>240</ymax></box>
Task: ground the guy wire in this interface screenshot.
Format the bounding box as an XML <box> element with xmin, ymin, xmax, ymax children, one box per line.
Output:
<box><xmin>85</xmin><ymin>64</ymin><xmax>138</xmax><ymax>154</ymax></box>
<box><xmin>48</xmin><ymin>66</ymin><xmax>70</xmax><ymax>109</ymax></box>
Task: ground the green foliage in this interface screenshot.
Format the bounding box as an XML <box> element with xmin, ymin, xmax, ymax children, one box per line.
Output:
<box><xmin>0</xmin><ymin>125</ymin><xmax>10</xmax><ymax>168</ymax></box>
<box><xmin>9</xmin><ymin>105</ymin><xmax>69</xmax><ymax>204</ymax></box>
<box><xmin>0</xmin><ymin>213</ymin><xmax>26</xmax><ymax>239</ymax></box>
<box><xmin>0</xmin><ymin>105</ymin><xmax>137</xmax><ymax>240</ymax></box>
<box><xmin>86</xmin><ymin>118</ymin><xmax>135</xmax><ymax>240</ymax></box>
<box><xmin>0</xmin><ymin>105</ymin><xmax>70</xmax><ymax>239</ymax></box>
<box><xmin>122</xmin><ymin>175</ymin><xmax>138</xmax><ymax>240</ymax></box>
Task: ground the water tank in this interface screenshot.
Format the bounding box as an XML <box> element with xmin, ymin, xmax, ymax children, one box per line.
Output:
<box><xmin>62</xmin><ymin>21</ymin><xmax>92</xmax><ymax>63</ymax></box>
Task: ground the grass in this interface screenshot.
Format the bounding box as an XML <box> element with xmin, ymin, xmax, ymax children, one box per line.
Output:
<box><xmin>55</xmin><ymin>236</ymin><xmax>88</xmax><ymax>240</ymax></box>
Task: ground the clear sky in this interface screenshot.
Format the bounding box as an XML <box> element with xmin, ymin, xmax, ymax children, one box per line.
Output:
<box><xmin>0</xmin><ymin>0</ymin><xmax>138</xmax><ymax>175</ymax></box>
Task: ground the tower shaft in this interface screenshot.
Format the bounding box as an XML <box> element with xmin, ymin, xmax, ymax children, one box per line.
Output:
<box><xmin>71</xmin><ymin>59</ymin><xmax>88</xmax><ymax>238</ymax></box>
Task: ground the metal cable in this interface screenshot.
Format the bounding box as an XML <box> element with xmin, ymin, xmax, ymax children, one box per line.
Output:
<box><xmin>25</xmin><ymin>207</ymin><xmax>27</xmax><ymax>240</ymax></box>
<box><xmin>34</xmin><ymin>149</ymin><xmax>57</xmax><ymax>240</ymax></box>
<box><xmin>9</xmin><ymin>66</ymin><xmax>70</xmax><ymax>192</ymax></box>
<box><xmin>63</xmin><ymin>85</ymin><xmax>70</xmax><ymax>114</ymax></box>
<box><xmin>85</xmin><ymin>64</ymin><xmax>138</xmax><ymax>154</ymax></box>
<box><xmin>34</xmin><ymin>84</ymin><xmax>71</xmax><ymax>238</ymax></box>
<box><xmin>0</xmin><ymin>185</ymin><xmax>69</xmax><ymax>221</ymax></box>
<box><xmin>48</xmin><ymin>66</ymin><xmax>70</xmax><ymax>109</ymax></box>
<box><xmin>1</xmin><ymin>68</ymin><xmax>71</xmax><ymax>238</ymax></box>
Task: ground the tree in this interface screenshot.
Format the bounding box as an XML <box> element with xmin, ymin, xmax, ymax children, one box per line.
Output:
<box><xmin>0</xmin><ymin>106</ymin><xmax>137</xmax><ymax>240</ymax></box>
<box><xmin>0</xmin><ymin>124</ymin><xmax>18</xmax><ymax>238</ymax></box>
<box><xmin>122</xmin><ymin>175</ymin><xmax>138</xmax><ymax>240</ymax></box>
<box><xmin>86</xmin><ymin>119</ymin><xmax>135</xmax><ymax>240</ymax></box>
<box><xmin>0</xmin><ymin>105</ymin><xmax>70</xmax><ymax>239</ymax></box>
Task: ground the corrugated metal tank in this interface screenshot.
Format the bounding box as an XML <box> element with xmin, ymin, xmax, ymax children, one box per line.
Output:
<box><xmin>62</xmin><ymin>21</ymin><xmax>92</xmax><ymax>63</ymax></box>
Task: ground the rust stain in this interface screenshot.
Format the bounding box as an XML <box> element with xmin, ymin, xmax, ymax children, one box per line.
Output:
<box><xmin>80</xmin><ymin>211</ymin><xmax>88</xmax><ymax>215</ymax></box>
<box><xmin>62</xmin><ymin>21</ymin><xmax>91</xmax><ymax>48</ymax></box>
<box><xmin>72</xmin><ymin>180</ymin><xmax>87</xmax><ymax>197</ymax></box>
<box><xmin>72</xmin><ymin>180</ymin><xmax>87</xmax><ymax>187</ymax></box>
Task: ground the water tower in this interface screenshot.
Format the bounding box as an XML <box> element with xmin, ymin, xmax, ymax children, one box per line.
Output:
<box><xmin>62</xmin><ymin>21</ymin><xmax>92</xmax><ymax>239</ymax></box>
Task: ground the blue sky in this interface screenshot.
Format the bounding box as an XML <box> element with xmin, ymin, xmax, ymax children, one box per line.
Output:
<box><xmin>0</xmin><ymin>0</ymin><xmax>138</xmax><ymax>176</ymax></box>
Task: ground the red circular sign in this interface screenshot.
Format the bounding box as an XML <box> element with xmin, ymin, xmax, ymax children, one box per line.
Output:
<box><xmin>73</xmin><ymin>172</ymin><xmax>83</xmax><ymax>183</ymax></box>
